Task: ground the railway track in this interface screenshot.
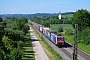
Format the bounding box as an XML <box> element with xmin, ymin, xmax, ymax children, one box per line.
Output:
<box><xmin>33</xmin><ymin>25</ymin><xmax>90</xmax><ymax>60</ymax></box>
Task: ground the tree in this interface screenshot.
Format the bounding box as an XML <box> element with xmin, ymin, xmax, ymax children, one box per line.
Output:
<box><xmin>14</xmin><ymin>17</ymin><xmax>28</xmax><ymax>30</ymax></box>
<box><xmin>78</xmin><ymin>27</ymin><xmax>90</xmax><ymax>45</ymax></box>
<box><xmin>2</xmin><ymin>36</ymin><xmax>11</xmax><ymax>53</ymax></box>
<box><xmin>14</xmin><ymin>19</ymin><xmax>24</xmax><ymax>30</ymax></box>
<box><xmin>72</xmin><ymin>9</ymin><xmax>90</xmax><ymax>31</ymax></box>
<box><xmin>11</xmin><ymin>17</ymin><xmax>15</xmax><ymax>21</ymax></box>
<box><xmin>58</xmin><ymin>26</ymin><xmax>63</xmax><ymax>32</ymax></box>
<box><xmin>22</xmin><ymin>24</ymin><xmax>29</xmax><ymax>35</ymax></box>
<box><xmin>0</xmin><ymin>17</ymin><xmax>2</xmax><ymax>22</ymax></box>
<box><xmin>20</xmin><ymin>17</ymin><xmax>27</xmax><ymax>23</ymax></box>
<box><xmin>0</xmin><ymin>22</ymin><xmax>5</xmax><ymax>44</ymax></box>
<box><xmin>10</xmin><ymin>48</ymin><xmax>23</xmax><ymax>60</ymax></box>
<box><xmin>5</xmin><ymin>30</ymin><xmax>24</xmax><ymax>41</ymax></box>
<box><xmin>0</xmin><ymin>48</ymin><xmax>4</xmax><ymax>60</ymax></box>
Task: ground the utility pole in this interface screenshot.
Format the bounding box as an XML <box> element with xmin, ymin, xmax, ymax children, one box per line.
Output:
<box><xmin>62</xmin><ymin>18</ymin><xmax>64</xmax><ymax>35</ymax></box>
<box><xmin>42</xmin><ymin>20</ymin><xmax>44</xmax><ymax>38</ymax></box>
<box><xmin>73</xmin><ymin>24</ymin><xmax>78</xmax><ymax>60</ymax></box>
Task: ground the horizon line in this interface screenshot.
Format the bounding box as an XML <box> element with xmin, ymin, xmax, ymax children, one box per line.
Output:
<box><xmin>0</xmin><ymin>12</ymin><xmax>75</xmax><ymax>15</ymax></box>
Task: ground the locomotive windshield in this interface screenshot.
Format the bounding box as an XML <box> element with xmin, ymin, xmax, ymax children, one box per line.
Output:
<box><xmin>57</xmin><ymin>37</ymin><xmax>64</xmax><ymax>40</ymax></box>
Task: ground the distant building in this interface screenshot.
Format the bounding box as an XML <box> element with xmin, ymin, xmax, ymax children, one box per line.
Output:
<box><xmin>58</xmin><ymin>11</ymin><xmax>61</xmax><ymax>19</ymax></box>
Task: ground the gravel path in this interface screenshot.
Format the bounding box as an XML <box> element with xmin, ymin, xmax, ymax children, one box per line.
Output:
<box><xmin>29</xmin><ymin>27</ymin><xmax>49</xmax><ymax>60</ymax></box>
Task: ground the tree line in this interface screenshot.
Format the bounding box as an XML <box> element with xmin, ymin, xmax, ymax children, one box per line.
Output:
<box><xmin>72</xmin><ymin>9</ymin><xmax>90</xmax><ymax>45</ymax></box>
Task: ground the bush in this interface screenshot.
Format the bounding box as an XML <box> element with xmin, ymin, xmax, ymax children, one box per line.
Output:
<box><xmin>10</xmin><ymin>48</ymin><xmax>23</xmax><ymax>60</ymax></box>
<box><xmin>0</xmin><ymin>48</ymin><xmax>4</xmax><ymax>60</ymax></box>
<box><xmin>58</xmin><ymin>26</ymin><xmax>63</xmax><ymax>32</ymax></box>
<box><xmin>78</xmin><ymin>27</ymin><xmax>90</xmax><ymax>45</ymax></box>
<box><xmin>17</xmin><ymin>41</ymin><xmax>24</xmax><ymax>49</ymax></box>
<box><xmin>22</xmin><ymin>24</ymin><xmax>29</xmax><ymax>35</ymax></box>
<box><xmin>5</xmin><ymin>30</ymin><xmax>24</xmax><ymax>41</ymax></box>
<box><xmin>65</xmin><ymin>29</ymin><xmax>74</xmax><ymax>35</ymax></box>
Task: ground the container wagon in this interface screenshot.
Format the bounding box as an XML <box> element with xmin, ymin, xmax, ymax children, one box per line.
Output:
<box><xmin>46</xmin><ymin>30</ymin><xmax>57</xmax><ymax>40</ymax></box>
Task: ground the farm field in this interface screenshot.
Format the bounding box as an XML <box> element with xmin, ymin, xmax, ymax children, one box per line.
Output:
<box><xmin>50</xmin><ymin>24</ymin><xmax>73</xmax><ymax>33</ymax></box>
<box><xmin>50</xmin><ymin>24</ymin><xmax>73</xmax><ymax>30</ymax></box>
<box><xmin>62</xmin><ymin>14</ymin><xmax>73</xmax><ymax>18</ymax></box>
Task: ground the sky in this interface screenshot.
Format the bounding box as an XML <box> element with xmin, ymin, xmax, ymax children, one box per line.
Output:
<box><xmin>0</xmin><ymin>0</ymin><xmax>90</xmax><ymax>14</ymax></box>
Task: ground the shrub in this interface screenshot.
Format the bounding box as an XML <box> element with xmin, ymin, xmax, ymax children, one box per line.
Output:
<box><xmin>78</xmin><ymin>27</ymin><xmax>90</xmax><ymax>45</ymax></box>
<box><xmin>58</xmin><ymin>26</ymin><xmax>63</xmax><ymax>32</ymax></box>
<box><xmin>17</xmin><ymin>41</ymin><xmax>24</xmax><ymax>49</ymax></box>
<box><xmin>0</xmin><ymin>48</ymin><xmax>4</xmax><ymax>60</ymax></box>
<box><xmin>10</xmin><ymin>48</ymin><xmax>23</xmax><ymax>60</ymax></box>
<box><xmin>65</xmin><ymin>29</ymin><xmax>74</xmax><ymax>35</ymax></box>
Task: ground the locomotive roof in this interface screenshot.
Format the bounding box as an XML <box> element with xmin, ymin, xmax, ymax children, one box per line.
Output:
<box><xmin>57</xmin><ymin>34</ymin><xmax>62</xmax><ymax>36</ymax></box>
<box><xmin>52</xmin><ymin>32</ymin><xmax>62</xmax><ymax>36</ymax></box>
<box><xmin>43</xmin><ymin>28</ymin><xmax>50</xmax><ymax>30</ymax></box>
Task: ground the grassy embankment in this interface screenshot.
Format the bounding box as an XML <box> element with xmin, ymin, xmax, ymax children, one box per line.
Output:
<box><xmin>50</xmin><ymin>24</ymin><xmax>90</xmax><ymax>54</ymax></box>
<box><xmin>29</xmin><ymin>24</ymin><xmax>62</xmax><ymax>60</ymax></box>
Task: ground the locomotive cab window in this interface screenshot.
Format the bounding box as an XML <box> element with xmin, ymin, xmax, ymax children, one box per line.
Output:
<box><xmin>57</xmin><ymin>37</ymin><xmax>64</xmax><ymax>40</ymax></box>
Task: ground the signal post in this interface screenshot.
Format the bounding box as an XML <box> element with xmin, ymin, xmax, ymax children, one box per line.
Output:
<box><xmin>73</xmin><ymin>24</ymin><xmax>78</xmax><ymax>60</ymax></box>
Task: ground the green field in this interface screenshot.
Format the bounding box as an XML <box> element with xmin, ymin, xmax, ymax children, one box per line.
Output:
<box><xmin>62</xmin><ymin>14</ymin><xmax>73</xmax><ymax>18</ymax></box>
<box><xmin>50</xmin><ymin>24</ymin><xmax>73</xmax><ymax>33</ymax></box>
<box><xmin>50</xmin><ymin>24</ymin><xmax>73</xmax><ymax>30</ymax></box>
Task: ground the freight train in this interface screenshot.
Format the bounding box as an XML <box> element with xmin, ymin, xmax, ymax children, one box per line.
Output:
<box><xmin>28</xmin><ymin>20</ymin><xmax>65</xmax><ymax>47</ymax></box>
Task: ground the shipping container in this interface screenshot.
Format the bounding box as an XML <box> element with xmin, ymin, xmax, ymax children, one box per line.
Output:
<box><xmin>39</xmin><ymin>25</ymin><xmax>43</xmax><ymax>32</ymax></box>
<box><xmin>46</xmin><ymin>30</ymin><xmax>57</xmax><ymax>40</ymax></box>
<box><xmin>43</xmin><ymin>28</ymin><xmax>50</xmax><ymax>35</ymax></box>
<box><xmin>36</xmin><ymin>24</ymin><xmax>39</xmax><ymax>30</ymax></box>
<box><xmin>51</xmin><ymin>33</ymin><xmax>57</xmax><ymax>44</ymax></box>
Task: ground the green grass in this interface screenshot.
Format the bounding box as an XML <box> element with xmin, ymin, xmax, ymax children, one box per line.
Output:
<box><xmin>64</xmin><ymin>34</ymin><xmax>90</xmax><ymax>54</ymax></box>
<box><xmin>64</xmin><ymin>33</ymin><xmax>90</xmax><ymax>54</ymax></box>
<box><xmin>30</xmin><ymin>24</ymin><xmax>62</xmax><ymax>60</ymax></box>
<box><xmin>62</xmin><ymin>14</ymin><xmax>73</xmax><ymax>18</ymax></box>
<box><xmin>64</xmin><ymin>35</ymin><xmax>74</xmax><ymax>44</ymax></box>
<box><xmin>78</xmin><ymin>43</ymin><xmax>90</xmax><ymax>54</ymax></box>
<box><xmin>50</xmin><ymin>24</ymin><xmax>73</xmax><ymax>30</ymax></box>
